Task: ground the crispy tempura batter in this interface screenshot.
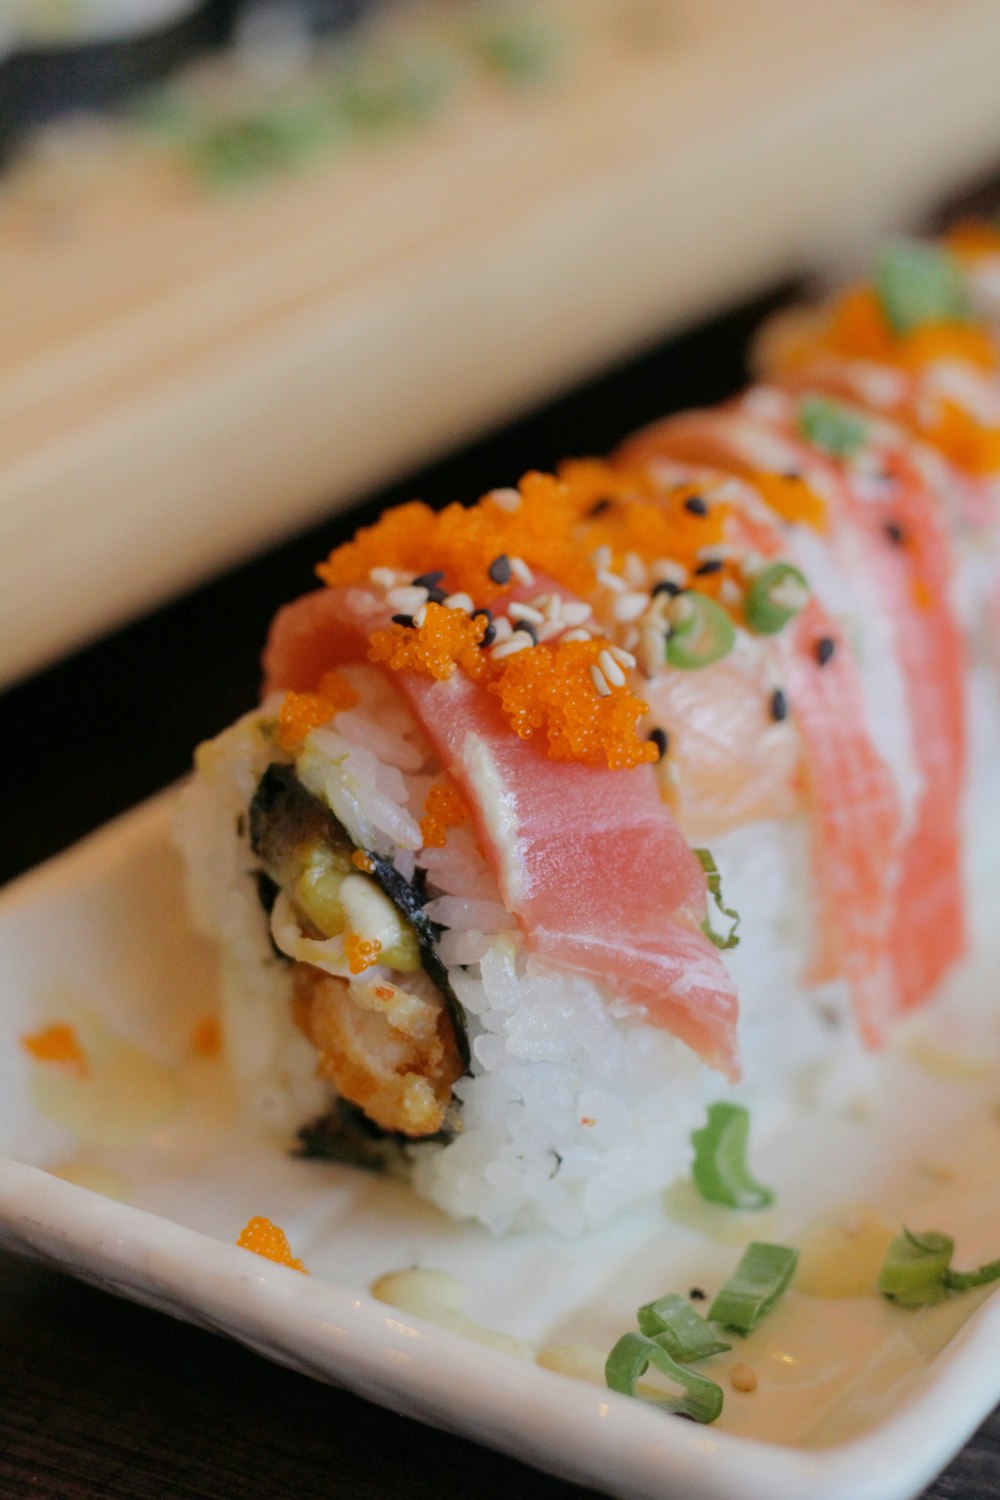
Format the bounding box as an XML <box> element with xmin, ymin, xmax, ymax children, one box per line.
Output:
<box><xmin>293</xmin><ymin>965</ymin><xmax>463</xmax><ymax>1136</ymax></box>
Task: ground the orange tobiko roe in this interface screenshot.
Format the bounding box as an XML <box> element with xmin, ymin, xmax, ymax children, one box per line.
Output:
<box><xmin>827</xmin><ymin>287</ymin><xmax>996</xmax><ymax>371</ymax></box>
<box><xmin>749</xmin><ymin>471</ymin><xmax>828</xmax><ymax>532</ymax></box>
<box><xmin>368</xmin><ymin>601</ymin><xmax>488</xmax><ymax>681</ymax></box>
<box><xmin>420</xmin><ymin>781</ymin><xmax>468</xmax><ymax>849</ymax></box>
<box><xmin>491</xmin><ymin>638</ymin><xmax>657</xmax><ymax>770</ymax></box>
<box><xmin>237</xmin><ymin>1216</ymin><xmax>308</xmax><ymax>1272</ymax></box>
<box><xmin>277</xmin><ymin>669</ymin><xmax>360</xmax><ymax>750</ymax></box>
<box><xmin>345</xmin><ymin>933</ymin><xmax>382</xmax><ymax>975</ymax></box>
<box><xmin>22</xmin><ymin>1023</ymin><xmax>88</xmax><ymax>1075</ymax></box>
<box><xmin>191</xmin><ymin>1016</ymin><xmax>222</xmax><ymax>1059</ymax></box>
<box><xmin>918</xmin><ymin>399</ymin><xmax>1000</xmax><ymax>476</ymax></box>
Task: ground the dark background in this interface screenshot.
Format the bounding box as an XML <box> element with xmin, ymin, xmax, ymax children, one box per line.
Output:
<box><xmin>2</xmin><ymin>287</ymin><xmax>999</xmax><ymax>1498</ymax></box>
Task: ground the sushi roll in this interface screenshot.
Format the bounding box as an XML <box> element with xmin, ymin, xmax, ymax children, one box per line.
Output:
<box><xmin>177</xmin><ymin>239</ymin><xmax>1000</xmax><ymax>1236</ymax></box>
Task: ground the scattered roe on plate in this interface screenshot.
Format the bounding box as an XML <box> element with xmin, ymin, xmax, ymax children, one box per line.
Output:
<box><xmin>420</xmin><ymin>781</ymin><xmax>467</xmax><ymax>848</ymax></box>
<box><xmin>22</xmin><ymin>1023</ymin><xmax>88</xmax><ymax>1076</ymax></box>
<box><xmin>191</xmin><ymin>1016</ymin><xmax>222</xmax><ymax>1059</ymax></box>
<box><xmin>237</xmin><ymin>1216</ymin><xmax>308</xmax><ymax>1273</ymax></box>
<box><xmin>277</xmin><ymin>669</ymin><xmax>360</xmax><ymax>750</ymax></box>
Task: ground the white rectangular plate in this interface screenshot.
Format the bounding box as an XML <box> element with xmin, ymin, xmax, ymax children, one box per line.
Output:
<box><xmin>2</xmin><ymin>794</ymin><xmax>999</xmax><ymax>1500</ymax></box>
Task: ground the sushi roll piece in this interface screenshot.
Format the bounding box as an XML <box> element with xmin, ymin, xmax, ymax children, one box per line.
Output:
<box><xmin>177</xmin><ymin>427</ymin><xmax>998</xmax><ymax>1233</ymax></box>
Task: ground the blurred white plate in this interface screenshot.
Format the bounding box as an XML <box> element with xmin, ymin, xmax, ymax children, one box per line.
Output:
<box><xmin>1</xmin><ymin>794</ymin><xmax>999</xmax><ymax>1500</ymax></box>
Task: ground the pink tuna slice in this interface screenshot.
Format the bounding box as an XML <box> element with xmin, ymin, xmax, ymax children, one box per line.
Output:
<box><xmin>264</xmin><ymin>584</ymin><xmax>741</xmax><ymax>1078</ymax></box>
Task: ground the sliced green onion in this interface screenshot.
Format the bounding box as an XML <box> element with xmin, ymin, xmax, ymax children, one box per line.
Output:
<box><xmin>666</xmin><ymin>594</ymin><xmax>736</xmax><ymax>670</ymax></box>
<box><xmin>798</xmin><ymin>395</ymin><xmax>867</xmax><ymax>459</ymax></box>
<box><xmin>636</xmin><ymin>1294</ymin><xmax>732</xmax><ymax>1360</ymax></box>
<box><xmin>878</xmin><ymin>1228</ymin><xmax>954</xmax><ymax>1305</ymax></box>
<box><xmin>744</xmin><ymin>562</ymin><xmax>810</xmax><ymax>635</ymax></box>
<box><xmin>945</xmin><ymin>1257</ymin><xmax>1000</xmax><ymax>1292</ymax></box>
<box><xmin>694</xmin><ymin>848</ymin><xmax>741</xmax><ymax>951</ymax></box>
<box><xmin>708</xmin><ymin>1243</ymin><xmax>798</xmax><ymax>1335</ymax></box>
<box><xmin>875</xmin><ymin>239</ymin><xmax>970</xmax><ymax>335</ymax></box>
<box><xmin>605</xmin><ymin>1332</ymin><xmax>724</xmax><ymax>1423</ymax></box>
<box><xmin>690</xmin><ymin>1103</ymin><xmax>774</xmax><ymax>1210</ymax></box>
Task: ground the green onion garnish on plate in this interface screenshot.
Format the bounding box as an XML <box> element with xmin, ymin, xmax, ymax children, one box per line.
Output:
<box><xmin>605</xmin><ymin>1332</ymin><xmax>724</xmax><ymax>1424</ymax></box>
<box><xmin>878</xmin><ymin>1228</ymin><xmax>1000</xmax><ymax>1304</ymax></box>
<box><xmin>798</xmin><ymin>395</ymin><xmax>867</xmax><ymax>459</ymax></box>
<box><xmin>708</xmin><ymin>1242</ymin><xmax>798</xmax><ymax>1334</ymax></box>
<box><xmin>875</xmin><ymin>239</ymin><xmax>970</xmax><ymax>335</ymax></box>
<box><xmin>636</xmin><ymin>1294</ymin><xmax>732</xmax><ymax>1361</ymax></box>
<box><xmin>744</xmin><ymin>562</ymin><xmax>810</xmax><ymax>635</ymax></box>
<box><xmin>690</xmin><ymin>1103</ymin><xmax>774</xmax><ymax>1210</ymax></box>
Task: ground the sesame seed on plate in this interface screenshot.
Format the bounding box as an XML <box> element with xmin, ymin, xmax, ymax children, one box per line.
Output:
<box><xmin>590</xmin><ymin>664</ymin><xmax>611</xmax><ymax>697</ymax></box>
<box><xmin>488</xmin><ymin>554</ymin><xmax>512</xmax><ymax>585</ymax></box>
<box><xmin>562</xmin><ymin>628</ymin><xmax>592</xmax><ymax>643</ymax></box>
<box><xmin>369</xmin><ymin>566</ymin><xmax>397</xmax><ymax>590</ymax></box>
<box><xmin>509</xmin><ymin>556</ymin><xmax>534</xmax><ymax>586</ymax></box>
<box><xmin>492</xmin><ymin>616</ymin><xmax>514</xmax><ymax>643</ymax></box>
<box><xmin>444</xmin><ymin>592</ymin><xmax>475</xmax><ymax>612</ymax></box>
<box><xmin>597</xmin><ymin>569</ymin><xmax>627</xmax><ymax>594</ymax></box>
<box><xmin>608</xmin><ymin>645</ymin><xmax>636</xmax><ymax>668</ymax></box>
<box><xmin>537</xmin><ymin>619</ymin><xmax>565</xmax><ymax>641</ymax></box>
<box><xmin>561</xmin><ymin>601</ymin><xmax>593</xmax><ymax>626</ymax></box>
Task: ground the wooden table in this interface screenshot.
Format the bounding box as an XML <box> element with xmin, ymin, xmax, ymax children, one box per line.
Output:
<box><xmin>1</xmin><ymin>289</ymin><xmax>997</xmax><ymax>1500</ymax></box>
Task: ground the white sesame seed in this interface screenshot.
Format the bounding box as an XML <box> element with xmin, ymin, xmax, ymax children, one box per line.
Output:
<box><xmin>622</xmin><ymin>627</ymin><xmax>640</xmax><ymax>652</ymax></box>
<box><xmin>598</xmin><ymin>649</ymin><xmax>626</xmax><ymax>687</ymax></box>
<box><xmin>639</xmin><ymin>628</ymin><xmax>666</xmax><ymax>678</ymax></box>
<box><xmin>488</xmin><ymin>487</ymin><xmax>521</xmax><ymax>513</ymax></box>
<box><xmin>719</xmin><ymin>578</ymin><xmax>743</xmax><ymax>606</ymax></box>
<box><xmin>597</xmin><ymin>569</ymin><xmax>627</xmax><ymax>594</ymax></box>
<box><xmin>650</xmin><ymin>559</ymin><xmax>688</xmax><ymax>587</ymax></box>
<box><xmin>590</xmin><ymin>664</ymin><xmax>611</xmax><ymax>697</ymax></box>
<box><xmin>696</xmin><ymin>544</ymin><xmax>734</xmax><ymax>564</ymax></box>
<box><xmin>561</xmin><ymin>601</ymin><xmax>592</xmax><ymax>626</ymax></box>
<box><xmin>509</xmin><ymin>602</ymin><xmax>545</xmax><ymax>625</ymax></box>
<box><xmin>509</xmin><ymin>556</ymin><xmax>534</xmax><ymax>585</ymax></box>
<box><xmin>412</xmin><ymin>604</ymin><xmax>427</xmax><ymax>628</ymax></box>
<box><xmin>742</xmin><ymin>551</ymin><xmax>769</xmax><ymax>577</ymax></box>
<box><xmin>562</xmin><ymin>628</ymin><xmax>592</xmax><ymax>643</ymax></box>
<box><xmin>443</xmin><ymin>592</ymin><xmax>474</xmax><ymax>612</ymax></box>
<box><xmin>591</xmin><ymin>545</ymin><xmax>612</xmax><ymax>571</ymax></box>
<box><xmin>612</xmin><ymin>591</ymin><xmax>649</xmax><ymax>623</ymax></box>
<box><xmin>369</xmin><ymin>566</ymin><xmax>397</xmax><ymax>590</ymax></box>
<box><xmin>544</xmin><ymin>595</ymin><xmax>562</xmax><ymax>621</ymax></box>
<box><xmin>711</xmin><ymin>479</ymin><xmax>744</xmax><ymax>504</ymax></box>
<box><xmin>623</xmin><ymin>551</ymin><xmax>647</xmax><ymax>589</ymax></box>
<box><xmin>537</xmin><ymin>620</ymin><xmax>566</xmax><ymax>641</ymax></box>
<box><xmin>491</xmin><ymin>634</ymin><xmax>533</xmax><ymax>660</ymax></box>
<box><xmin>608</xmin><ymin>645</ymin><xmax>636</xmax><ymax>668</ymax></box>
<box><xmin>387</xmin><ymin>585</ymin><xmax>429</xmax><ymax>613</ymax></box>
<box><xmin>492</xmin><ymin>616</ymin><xmax>514</xmax><ymax>643</ymax></box>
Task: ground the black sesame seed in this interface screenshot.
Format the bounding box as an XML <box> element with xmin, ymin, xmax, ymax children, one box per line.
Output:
<box><xmin>782</xmin><ymin>470</ymin><xmax>802</xmax><ymax>481</ymax></box>
<box><xmin>694</xmin><ymin>558</ymin><xmax>724</xmax><ymax>577</ymax></box>
<box><xmin>814</xmin><ymin>635</ymin><xmax>836</xmax><ymax>667</ymax></box>
<box><xmin>513</xmin><ymin>620</ymin><xmax>538</xmax><ymax>645</ymax></box>
<box><xmin>412</xmin><ymin>571</ymin><xmax>445</xmax><ymax>589</ymax></box>
<box><xmin>689</xmin><ymin>1287</ymin><xmax>707</xmax><ymax>1302</ymax></box>
<box><xmin>684</xmin><ymin>495</ymin><xmax>709</xmax><ymax>517</ymax></box>
<box><xmin>391</xmin><ymin>613</ymin><xmax>415</xmax><ymax>628</ymax></box>
<box><xmin>472</xmin><ymin>607</ymin><xmax>496</xmax><ymax>647</ymax></box>
<box><xmin>488</xmin><ymin>554</ymin><xmax>512</xmax><ymax>585</ymax></box>
<box><xmin>770</xmin><ymin>687</ymin><xmax>789</xmax><ymax>723</ymax></box>
<box><xmin>651</xmin><ymin>579</ymin><xmax>682</xmax><ymax>598</ymax></box>
<box><xmin>426</xmin><ymin>586</ymin><xmax>448</xmax><ymax>604</ymax></box>
<box><xmin>648</xmin><ymin>727</ymin><xmax>669</xmax><ymax>760</ymax></box>
<box><xmin>587</xmin><ymin>497</ymin><xmax>614</xmax><ymax>518</ymax></box>
<box><xmin>884</xmin><ymin>520</ymin><xmax>906</xmax><ymax>547</ymax></box>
